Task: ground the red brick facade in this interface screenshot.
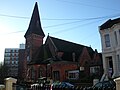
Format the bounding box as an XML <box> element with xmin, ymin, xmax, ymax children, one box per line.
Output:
<box><xmin>49</xmin><ymin>62</ymin><xmax>78</xmax><ymax>81</ymax></box>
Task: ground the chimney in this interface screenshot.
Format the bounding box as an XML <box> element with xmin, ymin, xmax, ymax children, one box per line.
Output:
<box><xmin>72</xmin><ymin>52</ymin><xmax>75</xmax><ymax>62</ymax></box>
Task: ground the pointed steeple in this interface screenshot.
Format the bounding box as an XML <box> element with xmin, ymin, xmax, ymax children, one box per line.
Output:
<box><xmin>24</xmin><ymin>2</ymin><xmax>45</xmax><ymax>38</ymax></box>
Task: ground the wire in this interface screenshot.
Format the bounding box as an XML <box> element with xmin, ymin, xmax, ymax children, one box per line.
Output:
<box><xmin>7</xmin><ymin>31</ymin><xmax>25</xmax><ymax>34</ymax></box>
<box><xmin>0</xmin><ymin>13</ymin><xmax>120</xmax><ymax>21</ymax></box>
<box><xmin>0</xmin><ymin>14</ymin><xmax>29</xmax><ymax>19</ymax></box>
<box><xmin>43</xmin><ymin>13</ymin><xmax>120</xmax><ymax>29</ymax></box>
<box><xmin>43</xmin><ymin>20</ymin><xmax>88</xmax><ymax>29</ymax></box>
<box><xmin>0</xmin><ymin>13</ymin><xmax>120</xmax><ymax>35</ymax></box>
<box><xmin>0</xmin><ymin>18</ymin><xmax>103</xmax><ymax>35</ymax></box>
<box><xmin>0</xmin><ymin>30</ymin><xmax>25</xmax><ymax>36</ymax></box>
<box><xmin>51</xmin><ymin>19</ymin><xmax>104</xmax><ymax>34</ymax></box>
<box><xmin>44</xmin><ymin>13</ymin><xmax>120</xmax><ymax>33</ymax></box>
<box><xmin>55</xmin><ymin>0</ymin><xmax>120</xmax><ymax>11</ymax></box>
<box><xmin>41</xmin><ymin>13</ymin><xmax>120</xmax><ymax>21</ymax></box>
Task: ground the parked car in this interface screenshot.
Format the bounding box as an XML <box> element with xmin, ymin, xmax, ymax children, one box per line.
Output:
<box><xmin>60</xmin><ymin>82</ymin><xmax>74</xmax><ymax>88</ymax></box>
<box><xmin>52</xmin><ymin>81</ymin><xmax>74</xmax><ymax>88</ymax></box>
<box><xmin>92</xmin><ymin>80</ymin><xmax>116</xmax><ymax>89</ymax></box>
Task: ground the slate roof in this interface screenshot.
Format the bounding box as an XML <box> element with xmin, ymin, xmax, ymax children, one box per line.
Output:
<box><xmin>29</xmin><ymin>36</ymin><xmax>96</xmax><ymax>64</ymax></box>
<box><xmin>24</xmin><ymin>2</ymin><xmax>45</xmax><ymax>38</ymax></box>
<box><xmin>100</xmin><ymin>18</ymin><xmax>120</xmax><ymax>30</ymax></box>
<box><xmin>29</xmin><ymin>44</ymin><xmax>65</xmax><ymax>64</ymax></box>
<box><xmin>29</xmin><ymin>45</ymin><xmax>52</xmax><ymax>65</ymax></box>
<box><xmin>49</xmin><ymin>36</ymin><xmax>95</xmax><ymax>61</ymax></box>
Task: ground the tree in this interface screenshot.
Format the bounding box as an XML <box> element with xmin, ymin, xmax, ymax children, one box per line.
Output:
<box><xmin>0</xmin><ymin>62</ymin><xmax>9</xmax><ymax>84</ymax></box>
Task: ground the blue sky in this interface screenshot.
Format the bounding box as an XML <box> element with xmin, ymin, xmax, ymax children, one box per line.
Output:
<box><xmin>0</xmin><ymin>0</ymin><xmax>120</xmax><ymax>62</ymax></box>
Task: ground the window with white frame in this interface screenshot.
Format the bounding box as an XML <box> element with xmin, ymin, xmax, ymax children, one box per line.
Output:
<box><xmin>53</xmin><ymin>71</ymin><xmax>60</xmax><ymax>80</ymax></box>
<box><xmin>5</xmin><ymin>49</ymin><xmax>10</xmax><ymax>52</ymax></box>
<box><xmin>69</xmin><ymin>73</ymin><xmax>76</xmax><ymax>79</ymax></box>
<box><xmin>90</xmin><ymin>66</ymin><xmax>100</xmax><ymax>74</ymax></box>
<box><xmin>68</xmin><ymin>70</ymin><xmax>79</xmax><ymax>79</ymax></box>
<box><xmin>12</xmin><ymin>61</ymin><xmax>14</xmax><ymax>64</ymax></box>
<box><xmin>104</xmin><ymin>34</ymin><xmax>111</xmax><ymax>47</ymax></box>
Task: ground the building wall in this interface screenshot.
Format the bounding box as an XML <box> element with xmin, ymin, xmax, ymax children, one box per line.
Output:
<box><xmin>45</xmin><ymin>37</ymin><xmax>57</xmax><ymax>56</ymax></box>
<box><xmin>49</xmin><ymin>62</ymin><xmax>78</xmax><ymax>82</ymax></box>
<box><xmin>4</xmin><ymin>48</ymin><xmax>19</xmax><ymax>78</ymax></box>
<box><xmin>20</xmin><ymin>44</ymin><xmax>25</xmax><ymax>49</ymax></box>
<box><xmin>27</xmin><ymin>65</ymin><xmax>44</xmax><ymax>82</ymax></box>
<box><xmin>24</xmin><ymin>33</ymin><xmax>45</xmax><ymax>82</ymax></box>
<box><xmin>30</xmin><ymin>51</ymin><xmax>102</xmax><ymax>82</ymax></box>
<box><xmin>79</xmin><ymin>47</ymin><xmax>92</xmax><ymax>75</ymax></box>
<box><xmin>18</xmin><ymin>49</ymin><xmax>25</xmax><ymax>82</ymax></box>
<box><xmin>99</xmin><ymin>23</ymin><xmax>120</xmax><ymax>79</ymax></box>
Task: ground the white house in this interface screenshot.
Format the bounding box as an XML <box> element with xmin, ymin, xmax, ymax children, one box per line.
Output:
<box><xmin>99</xmin><ymin>18</ymin><xmax>120</xmax><ymax>81</ymax></box>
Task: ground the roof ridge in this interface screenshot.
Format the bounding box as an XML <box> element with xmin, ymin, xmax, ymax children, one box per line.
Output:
<box><xmin>49</xmin><ymin>36</ymin><xmax>89</xmax><ymax>47</ymax></box>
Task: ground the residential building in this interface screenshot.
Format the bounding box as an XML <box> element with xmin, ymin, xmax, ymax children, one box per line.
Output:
<box><xmin>4</xmin><ymin>44</ymin><xmax>25</xmax><ymax>79</ymax></box>
<box><xmin>19</xmin><ymin>43</ymin><xmax>25</xmax><ymax>49</ymax></box>
<box><xmin>23</xmin><ymin>2</ymin><xmax>103</xmax><ymax>83</ymax></box>
<box><xmin>4</xmin><ymin>48</ymin><xmax>19</xmax><ymax>78</ymax></box>
<box><xmin>99</xmin><ymin>18</ymin><xmax>120</xmax><ymax>80</ymax></box>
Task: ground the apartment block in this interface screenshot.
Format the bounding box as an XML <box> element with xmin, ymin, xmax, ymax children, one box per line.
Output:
<box><xmin>4</xmin><ymin>48</ymin><xmax>19</xmax><ymax>78</ymax></box>
<box><xmin>4</xmin><ymin>44</ymin><xmax>25</xmax><ymax>78</ymax></box>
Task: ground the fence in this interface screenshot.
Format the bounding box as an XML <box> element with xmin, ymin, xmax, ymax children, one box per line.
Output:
<box><xmin>3</xmin><ymin>77</ymin><xmax>118</xmax><ymax>90</ymax></box>
<box><xmin>28</xmin><ymin>85</ymin><xmax>116</xmax><ymax>90</ymax></box>
<box><xmin>0</xmin><ymin>85</ymin><xmax>5</xmax><ymax>90</ymax></box>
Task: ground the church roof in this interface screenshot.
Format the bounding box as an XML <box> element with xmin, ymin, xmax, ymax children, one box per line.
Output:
<box><xmin>48</xmin><ymin>36</ymin><xmax>95</xmax><ymax>61</ymax></box>
<box><xmin>49</xmin><ymin>36</ymin><xmax>94</xmax><ymax>52</ymax></box>
<box><xmin>29</xmin><ymin>45</ymin><xmax>52</xmax><ymax>65</ymax></box>
<box><xmin>29</xmin><ymin>44</ymin><xmax>64</xmax><ymax>65</ymax></box>
<box><xmin>100</xmin><ymin>18</ymin><xmax>120</xmax><ymax>30</ymax></box>
<box><xmin>24</xmin><ymin>2</ymin><xmax>45</xmax><ymax>38</ymax></box>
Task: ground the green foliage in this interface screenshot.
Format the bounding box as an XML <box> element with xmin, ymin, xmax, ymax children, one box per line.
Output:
<box><xmin>0</xmin><ymin>62</ymin><xmax>9</xmax><ymax>84</ymax></box>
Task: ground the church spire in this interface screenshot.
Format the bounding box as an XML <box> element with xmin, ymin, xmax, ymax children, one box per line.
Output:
<box><xmin>24</xmin><ymin>2</ymin><xmax>45</xmax><ymax>38</ymax></box>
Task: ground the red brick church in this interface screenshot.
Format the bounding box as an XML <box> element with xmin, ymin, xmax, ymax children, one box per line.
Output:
<box><xmin>21</xmin><ymin>2</ymin><xmax>103</xmax><ymax>83</ymax></box>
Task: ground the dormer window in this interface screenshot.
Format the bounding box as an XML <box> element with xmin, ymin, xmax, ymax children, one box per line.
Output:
<box><xmin>104</xmin><ymin>34</ymin><xmax>111</xmax><ymax>47</ymax></box>
<box><xmin>57</xmin><ymin>52</ymin><xmax>63</xmax><ymax>57</ymax></box>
